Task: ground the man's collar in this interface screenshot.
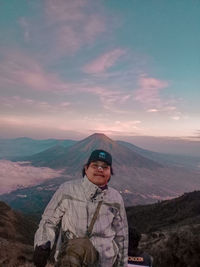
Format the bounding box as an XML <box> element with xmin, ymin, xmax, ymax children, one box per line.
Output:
<box><xmin>99</xmin><ymin>184</ymin><xmax>108</xmax><ymax>191</ymax></box>
<box><xmin>82</xmin><ymin>176</ymin><xmax>107</xmax><ymax>200</ymax></box>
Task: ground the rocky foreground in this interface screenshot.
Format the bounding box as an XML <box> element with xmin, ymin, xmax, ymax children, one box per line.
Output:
<box><xmin>1</xmin><ymin>191</ymin><xmax>200</xmax><ymax>266</ymax></box>
<box><xmin>127</xmin><ymin>191</ymin><xmax>200</xmax><ymax>266</ymax></box>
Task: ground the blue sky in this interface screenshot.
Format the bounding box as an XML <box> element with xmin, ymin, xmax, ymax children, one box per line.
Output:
<box><xmin>0</xmin><ymin>0</ymin><xmax>200</xmax><ymax>142</ymax></box>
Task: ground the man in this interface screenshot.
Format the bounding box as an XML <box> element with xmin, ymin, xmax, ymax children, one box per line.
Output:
<box><xmin>33</xmin><ymin>149</ymin><xmax>128</xmax><ymax>267</ymax></box>
<box><xmin>128</xmin><ymin>228</ymin><xmax>152</xmax><ymax>267</ymax></box>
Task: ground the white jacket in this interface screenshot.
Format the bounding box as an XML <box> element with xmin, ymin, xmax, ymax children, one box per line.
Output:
<box><xmin>34</xmin><ymin>176</ymin><xmax>128</xmax><ymax>267</ymax></box>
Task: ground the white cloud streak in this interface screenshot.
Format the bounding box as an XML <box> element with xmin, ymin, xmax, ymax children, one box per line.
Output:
<box><xmin>83</xmin><ymin>49</ymin><xmax>126</xmax><ymax>74</ymax></box>
<box><xmin>0</xmin><ymin>96</ymin><xmax>71</xmax><ymax>113</ymax></box>
<box><xmin>92</xmin><ymin>120</ymin><xmax>142</xmax><ymax>135</ymax></box>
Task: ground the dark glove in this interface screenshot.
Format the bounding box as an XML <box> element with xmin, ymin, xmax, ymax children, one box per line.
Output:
<box><xmin>33</xmin><ymin>241</ymin><xmax>51</xmax><ymax>267</ymax></box>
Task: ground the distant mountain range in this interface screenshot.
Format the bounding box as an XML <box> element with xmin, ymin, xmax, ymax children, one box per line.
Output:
<box><xmin>0</xmin><ymin>135</ymin><xmax>199</xmax><ymax>169</ymax></box>
<box><xmin>117</xmin><ymin>140</ymin><xmax>200</xmax><ymax>170</ymax></box>
<box><xmin>1</xmin><ymin>133</ymin><xmax>200</xmax><ymax>212</ymax></box>
<box><xmin>19</xmin><ymin>133</ymin><xmax>200</xmax><ymax>198</ymax></box>
<box><xmin>0</xmin><ymin>137</ymin><xmax>76</xmax><ymax>159</ymax></box>
<box><xmin>1</xmin><ymin>191</ymin><xmax>200</xmax><ymax>266</ymax></box>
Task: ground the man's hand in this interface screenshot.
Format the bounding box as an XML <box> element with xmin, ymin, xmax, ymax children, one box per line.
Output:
<box><xmin>33</xmin><ymin>241</ymin><xmax>51</xmax><ymax>267</ymax></box>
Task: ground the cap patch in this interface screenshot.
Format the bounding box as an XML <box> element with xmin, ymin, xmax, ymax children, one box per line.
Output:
<box><xmin>99</xmin><ymin>152</ymin><xmax>106</xmax><ymax>159</ymax></box>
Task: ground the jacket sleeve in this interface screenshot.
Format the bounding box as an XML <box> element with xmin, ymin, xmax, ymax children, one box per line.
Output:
<box><xmin>113</xmin><ymin>195</ymin><xmax>128</xmax><ymax>267</ymax></box>
<box><xmin>34</xmin><ymin>184</ymin><xmax>67</xmax><ymax>249</ymax></box>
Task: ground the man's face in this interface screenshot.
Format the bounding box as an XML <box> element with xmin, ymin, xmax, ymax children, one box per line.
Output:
<box><xmin>85</xmin><ymin>160</ymin><xmax>111</xmax><ymax>186</ymax></box>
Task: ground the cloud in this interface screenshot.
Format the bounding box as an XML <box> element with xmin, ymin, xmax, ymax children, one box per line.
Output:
<box><xmin>171</xmin><ymin>116</ymin><xmax>180</xmax><ymax>121</ymax></box>
<box><xmin>133</xmin><ymin>74</ymin><xmax>183</xmax><ymax>119</ymax></box>
<box><xmin>10</xmin><ymin>0</ymin><xmax>108</xmax><ymax>62</ymax></box>
<box><xmin>0</xmin><ymin>96</ymin><xmax>71</xmax><ymax>114</ymax></box>
<box><xmin>134</xmin><ymin>74</ymin><xmax>169</xmax><ymax>106</ymax></box>
<box><xmin>82</xmin><ymin>86</ymin><xmax>131</xmax><ymax>113</ymax></box>
<box><xmin>0</xmin><ymin>114</ymin><xmax>72</xmax><ymax>131</ymax></box>
<box><xmin>45</xmin><ymin>0</ymin><xmax>88</xmax><ymax>23</ymax></box>
<box><xmin>195</xmin><ymin>130</ymin><xmax>200</xmax><ymax>137</ymax></box>
<box><xmin>92</xmin><ymin>120</ymin><xmax>142</xmax><ymax>135</ymax></box>
<box><xmin>41</xmin><ymin>0</ymin><xmax>106</xmax><ymax>56</ymax></box>
<box><xmin>187</xmin><ymin>130</ymin><xmax>200</xmax><ymax>140</ymax></box>
<box><xmin>163</xmin><ymin>106</ymin><xmax>177</xmax><ymax>111</ymax></box>
<box><xmin>0</xmin><ymin>160</ymin><xmax>63</xmax><ymax>194</ymax></box>
<box><xmin>83</xmin><ymin>49</ymin><xmax>126</xmax><ymax>74</ymax></box>
<box><xmin>0</xmin><ymin>50</ymin><xmax>131</xmax><ymax>115</ymax></box>
<box><xmin>147</xmin><ymin>106</ymin><xmax>178</xmax><ymax>114</ymax></box>
<box><xmin>147</xmin><ymin>109</ymin><xmax>159</xmax><ymax>113</ymax></box>
<box><xmin>19</xmin><ymin>17</ymin><xmax>30</xmax><ymax>42</ymax></box>
<box><xmin>0</xmin><ymin>52</ymin><xmax>74</xmax><ymax>92</ymax></box>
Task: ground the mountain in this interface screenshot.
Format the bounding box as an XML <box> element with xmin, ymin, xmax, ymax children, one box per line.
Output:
<box><xmin>24</xmin><ymin>133</ymin><xmax>200</xmax><ymax>199</ymax></box>
<box><xmin>126</xmin><ymin>190</ymin><xmax>200</xmax><ymax>267</ymax></box>
<box><xmin>23</xmin><ymin>133</ymin><xmax>163</xmax><ymax>171</ymax></box>
<box><xmin>126</xmin><ymin>190</ymin><xmax>200</xmax><ymax>233</ymax></box>
<box><xmin>0</xmin><ymin>137</ymin><xmax>76</xmax><ymax>159</ymax></box>
<box><xmin>0</xmin><ymin>201</ymin><xmax>37</xmax><ymax>266</ymax></box>
<box><xmin>1</xmin><ymin>135</ymin><xmax>199</xmax><ymax>169</ymax></box>
<box><xmin>2</xmin><ymin>133</ymin><xmax>199</xmax><ymax>210</ymax></box>
<box><xmin>117</xmin><ymin>140</ymin><xmax>200</xmax><ymax>170</ymax></box>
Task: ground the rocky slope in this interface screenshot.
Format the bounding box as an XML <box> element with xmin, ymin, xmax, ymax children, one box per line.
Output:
<box><xmin>127</xmin><ymin>191</ymin><xmax>200</xmax><ymax>266</ymax></box>
<box><xmin>1</xmin><ymin>191</ymin><xmax>200</xmax><ymax>266</ymax></box>
<box><xmin>0</xmin><ymin>201</ymin><xmax>37</xmax><ymax>267</ymax></box>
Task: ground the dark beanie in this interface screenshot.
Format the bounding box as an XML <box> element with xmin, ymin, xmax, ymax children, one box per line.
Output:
<box><xmin>87</xmin><ymin>149</ymin><xmax>112</xmax><ymax>166</ymax></box>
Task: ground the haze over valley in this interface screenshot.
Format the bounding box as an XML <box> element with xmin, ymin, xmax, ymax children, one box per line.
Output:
<box><xmin>0</xmin><ymin>133</ymin><xmax>200</xmax><ymax>213</ymax></box>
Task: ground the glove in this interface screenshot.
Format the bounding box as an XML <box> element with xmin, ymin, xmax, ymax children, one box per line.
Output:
<box><xmin>33</xmin><ymin>241</ymin><xmax>51</xmax><ymax>267</ymax></box>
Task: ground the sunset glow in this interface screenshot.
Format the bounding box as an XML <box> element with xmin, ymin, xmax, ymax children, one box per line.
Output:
<box><xmin>0</xmin><ymin>0</ymin><xmax>199</xmax><ymax>141</ymax></box>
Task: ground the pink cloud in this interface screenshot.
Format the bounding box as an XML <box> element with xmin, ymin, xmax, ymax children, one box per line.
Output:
<box><xmin>83</xmin><ymin>14</ymin><xmax>106</xmax><ymax>42</ymax></box>
<box><xmin>134</xmin><ymin>75</ymin><xmax>182</xmax><ymax>119</ymax></box>
<box><xmin>44</xmin><ymin>0</ymin><xmax>106</xmax><ymax>56</ymax></box>
<box><xmin>0</xmin><ymin>52</ymin><xmax>73</xmax><ymax>91</ymax></box>
<box><xmin>45</xmin><ymin>0</ymin><xmax>88</xmax><ymax>23</ymax></box>
<box><xmin>83</xmin><ymin>49</ymin><xmax>126</xmax><ymax>74</ymax></box>
<box><xmin>14</xmin><ymin>0</ymin><xmax>107</xmax><ymax>61</ymax></box>
<box><xmin>134</xmin><ymin>75</ymin><xmax>169</xmax><ymax>106</ymax></box>
<box><xmin>171</xmin><ymin>116</ymin><xmax>180</xmax><ymax>121</ymax></box>
<box><xmin>139</xmin><ymin>76</ymin><xmax>168</xmax><ymax>89</ymax></box>
<box><xmin>54</xmin><ymin>16</ymin><xmax>105</xmax><ymax>55</ymax></box>
<box><xmin>82</xmin><ymin>85</ymin><xmax>131</xmax><ymax>112</ymax></box>
<box><xmin>147</xmin><ymin>108</ymin><xmax>159</xmax><ymax>113</ymax></box>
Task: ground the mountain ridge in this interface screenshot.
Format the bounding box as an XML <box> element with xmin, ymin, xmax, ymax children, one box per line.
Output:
<box><xmin>117</xmin><ymin>140</ymin><xmax>200</xmax><ymax>170</ymax></box>
<box><xmin>126</xmin><ymin>190</ymin><xmax>200</xmax><ymax>267</ymax></box>
<box><xmin>1</xmin><ymin>134</ymin><xmax>199</xmax><ymax>170</ymax></box>
<box><xmin>24</xmin><ymin>133</ymin><xmax>163</xmax><ymax>171</ymax></box>
<box><xmin>0</xmin><ymin>137</ymin><xmax>76</xmax><ymax>159</ymax></box>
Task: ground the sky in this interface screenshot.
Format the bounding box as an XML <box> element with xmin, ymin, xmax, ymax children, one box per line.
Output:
<box><xmin>0</xmin><ymin>0</ymin><xmax>200</xmax><ymax>144</ymax></box>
